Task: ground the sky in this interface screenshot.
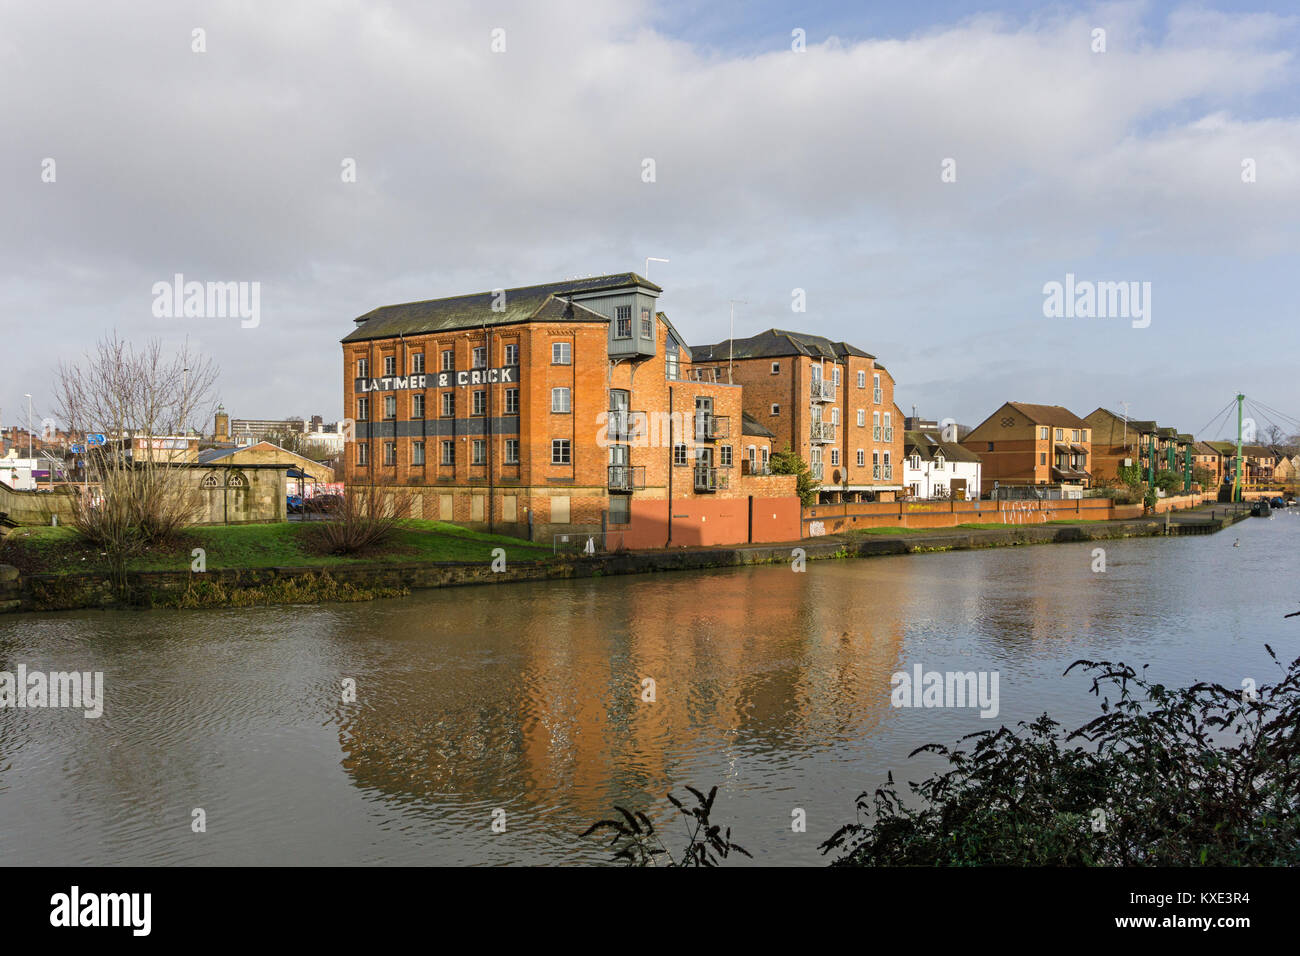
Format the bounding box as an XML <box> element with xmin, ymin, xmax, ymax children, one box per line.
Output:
<box><xmin>2</xmin><ymin>0</ymin><xmax>1297</xmax><ymax>441</ymax></box>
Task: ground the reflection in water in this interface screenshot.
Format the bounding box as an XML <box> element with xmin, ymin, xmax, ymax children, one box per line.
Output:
<box><xmin>1</xmin><ymin>516</ymin><xmax>1297</xmax><ymax>865</ymax></box>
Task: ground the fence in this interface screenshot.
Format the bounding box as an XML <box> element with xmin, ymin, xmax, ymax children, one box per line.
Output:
<box><xmin>553</xmin><ymin>530</ymin><xmax>627</xmax><ymax>555</ymax></box>
<box><xmin>802</xmin><ymin>497</ymin><xmax>1124</xmax><ymax>536</ymax></box>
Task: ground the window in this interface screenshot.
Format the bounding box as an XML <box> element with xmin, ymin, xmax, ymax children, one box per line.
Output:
<box><xmin>440</xmin><ymin>440</ymin><xmax>454</xmax><ymax>465</ymax></box>
<box><xmin>615</xmin><ymin>306</ymin><xmax>632</xmax><ymax>339</ymax></box>
<box><xmin>357</xmin><ymin>358</ymin><xmax>369</xmax><ymax>378</ymax></box>
<box><xmin>832</xmin><ymin>367</ymin><xmax>840</xmax><ymax>387</ymax></box>
<box><xmin>384</xmin><ymin>355</ymin><xmax>396</xmax><ymax>376</ymax></box>
<box><xmin>674</xmin><ymin>443</ymin><xmax>688</xmax><ymax>466</ymax></box>
<box><xmin>857</xmin><ymin>449</ymin><xmax>865</xmax><ymax>467</ymax></box>
<box><xmin>1040</xmin><ymin>452</ymin><xmax>1047</xmax><ymax>465</ymax></box>
<box><xmin>411</xmin><ymin>393</ymin><xmax>425</xmax><ymax>419</ymax></box>
<box><xmin>552</xmin><ymin>342</ymin><xmax>571</xmax><ymax>365</ymax></box>
<box><xmin>384</xmin><ymin>395</ymin><xmax>396</xmax><ymax>420</ymax></box>
<box><xmin>1082</xmin><ymin>430</ymin><xmax>1089</xmax><ymax>442</ymax></box>
<box><xmin>1055</xmin><ymin>428</ymin><xmax>1063</xmax><ymax>440</ymax></box>
<box><xmin>357</xmin><ymin>443</ymin><xmax>368</xmax><ymax>465</ymax></box>
<box><xmin>504</xmin><ymin>439</ymin><xmax>519</xmax><ymax>464</ymax></box>
<box><xmin>413</xmin><ymin>441</ymin><xmax>425</xmax><ymax>465</ymax></box>
<box><xmin>441</xmin><ymin>350</ymin><xmax>454</xmax><ymax>371</ymax></box>
<box><xmin>830</xmin><ymin>449</ymin><xmax>840</xmax><ymax>466</ymax></box>
<box><xmin>1072</xmin><ymin>429</ymin><xmax>1080</xmax><ymax>442</ymax></box>
<box><xmin>770</xmin><ymin>403</ymin><xmax>780</xmax><ymax>416</ymax></box>
<box><xmin>551</xmin><ymin>387</ymin><xmax>570</xmax><ymax>413</ymax></box>
<box><xmin>608</xmin><ymin>496</ymin><xmax>630</xmax><ymax>525</ymax></box>
<box><xmin>504</xmin><ymin>344</ymin><xmax>518</xmax><ymax>366</ymax></box>
<box><xmin>720</xmin><ymin>445</ymin><xmax>732</xmax><ymax>467</ymax></box>
<box><xmin>665</xmin><ymin>338</ymin><xmax>680</xmax><ymax>380</ymax></box>
<box><xmin>873</xmin><ymin>373</ymin><xmax>881</xmax><ymax>403</ymax></box>
<box><xmin>472</xmin><ymin>347</ymin><xmax>486</xmax><ymax>369</ymax></box>
<box><xmin>771</xmin><ymin>362</ymin><xmax>780</xmax><ymax>374</ymax></box>
<box><xmin>441</xmin><ymin>392</ymin><xmax>454</xmax><ymax>417</ymax></box>
<box><xmin>831</xmin><ymin>408</ymin><xmax>839</xmax><ymax>425</ymax></box>
<box><xmin>640</xmin><ymin>308</ymin><xmax>653</xmax><ymax>338</ymax></box>
<box><xmin>551</xmin><ymin>439</ymin><xmax>571</xmax><ymax>465</ymax></box>
<box><xmin>873</xmin><ymin>411</ymin><xmax>881</xmax><ymax>439</ymax></box>
<box><xmin>857</xmin><ymin>370</ymin><xmax>866</xmax><ymax>388</ymax></box>
<box><xmin>857</xmin><ymin>409</ymin><xmax>866</xmax><ymax>427</ymax></box>
<box><xmin>412</xmin><ymin>353</ymin><xmax>424</xmax><ymax>373</ymax></box>
<box><xmin>909</xmin><ymin>454</ymin><xmax>920</xmax><ymax>470</ymax></box>
<box><xmin>987</xmin><ymin>442</ymin><xmax>994</xmax><ymax>452</ymax></box>
<box><xmin>472</xmin><ymin>439</ymin><xmax>486</xmax><ymax>465</ymax></box>
<box><xmin>934</xmin><ymin>454</ymin><xmax>944</xmax><ymax>470</ymax></box>
<box><xmin>472</xmin><ymin>390</ymin><xmax>487</xmax><ymax>416</ymax></box>
<box><xmin>1040</xmin><ymin>427</ymin><xmax>1049</xmax><ymax>440</ymax></box>
<box><xmin>357</xmin><ymin>397</ymin><xmax>369</xmax><ymax>421</ymax></box>
<box><xmin>505</xmin><ymin>388</ymin><xmax>519</xmax><ymax>415</ymax></box>
<box><xmin>383</xmin><ymin>441</ymin><xmax>395</xmax><ymax>465</ymax></box>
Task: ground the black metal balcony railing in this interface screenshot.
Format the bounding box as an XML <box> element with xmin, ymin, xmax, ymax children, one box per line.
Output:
<box><xmin>607</xmin><ymin>464</ymin><xmax>646</xmax><ymax>492</ymax></box>
<box><xmin>694</xmin><ymin>414</ymin><xmax>730</xmax><ymax>441</ymax></box>
<box><xmin>693</xmin><ymin>466</ymin><xmax>728</xmax><ymax>492</ymax></box>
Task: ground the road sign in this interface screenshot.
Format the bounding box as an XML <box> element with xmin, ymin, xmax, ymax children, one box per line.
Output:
<box><xmin>70</xmin><ymin>444</ymin><xmax>85</xmax><ymax>453</ymax></box>
<box><xmin>86</xmin><ymin>434</ymin><xmax>106</xmax><ymax>447</ymax></box>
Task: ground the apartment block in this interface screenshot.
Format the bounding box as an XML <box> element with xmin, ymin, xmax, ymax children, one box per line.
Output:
<box><xmin>962</xmin><ymin>402</ymin><xmax>1092</xmax><ymax>495</ymax></box>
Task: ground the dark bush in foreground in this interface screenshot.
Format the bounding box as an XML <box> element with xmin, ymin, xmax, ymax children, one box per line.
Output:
<box><xmin>583</xmin><ymin>786</ymin><xmax>750</xmax><ymax>866</ymax></box>
<box><xmin>822</xmin><ymin>648</ymin><xmax>1300</xmax><ymax>866</ymax></box>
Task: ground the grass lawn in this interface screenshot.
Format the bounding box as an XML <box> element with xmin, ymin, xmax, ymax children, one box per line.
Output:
<box><xmin>0</xmin><ymin>520</ymin><xmax>552</xmax><ymax>575</ymax></box>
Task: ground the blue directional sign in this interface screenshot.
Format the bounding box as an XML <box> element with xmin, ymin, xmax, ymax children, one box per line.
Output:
<box><xmin>70</xmin><ymin>444</ymin><xmax>85</xmax><ymax>453</ymax></box>
<box><xmin>86</xmin><ymin>434</ymin><xmax>106</xmax><ymax>447</ymax></box>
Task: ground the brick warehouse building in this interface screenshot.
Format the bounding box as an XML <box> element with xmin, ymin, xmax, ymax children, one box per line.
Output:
<box><xmin>690</xmin><ymin>330</ymin><xmax>906</xmax><ymax>503</ymax></box>
<box><xmin>340</xmin><ymin>274</ymin><xmax>799</xmax><ymax>546</ymax></box>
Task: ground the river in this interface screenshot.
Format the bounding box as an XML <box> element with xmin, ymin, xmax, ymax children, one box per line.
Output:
<box><xmin>2</xmin><ymin>513</ymin><xmax>1297</xmax><ymax>865</ymax></box>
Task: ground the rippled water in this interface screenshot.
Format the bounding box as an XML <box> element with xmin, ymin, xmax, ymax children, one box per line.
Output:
<box><xmin>2</xmin><ymin>513</ymin><xmax>1298</xmax><ymax>865</ymax></box>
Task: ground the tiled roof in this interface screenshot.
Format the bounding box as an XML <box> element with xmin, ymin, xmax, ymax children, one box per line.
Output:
<box><xmin>342</xmin><ymin>273</ymin><xmax>659</xmax><ymax>342</ymax></box>
<box><xmin>904</xmin><ymin>430</ymin><xmax>982</xmax><ymax>463</ymax></box>
<box><xmin>691</xmin><ymin>329</ymin><xmax>875</xmax><ymax>362</ymax></box>
<box><xmin>1007</xmin><ymin>402</ymin><xmax>1089</xmax><ymax>429</ymax></box>
<box><xmin>741</xmin><ymin>411</ymin><xmax>775</xmax><ymax>439</ymax></box>
<box><xmin>1086</xmin><ymin>407</ymin><xmax>1158</xmax><ymax>433</ymax></box>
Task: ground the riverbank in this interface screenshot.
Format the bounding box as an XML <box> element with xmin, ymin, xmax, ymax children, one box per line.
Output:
<box><xmin>0</xmin><ymin>502</ymin><xmax>1257</xmax><ymax>613</ymax></box>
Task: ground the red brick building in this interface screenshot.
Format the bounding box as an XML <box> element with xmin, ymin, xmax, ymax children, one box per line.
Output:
<box><xmin>962</xmin><ymin>402</ymin><xmax>1093</xmax><ymax>495</ymax></box>
<box><xmin>340</xmin><ymin>274</ymin><xmax>798</xmax><ymax>545</ymax></box>
<box><xmin>689</xmin><ymin>330</ymin><xmax>905</xmax><ymax>503</ymax></box>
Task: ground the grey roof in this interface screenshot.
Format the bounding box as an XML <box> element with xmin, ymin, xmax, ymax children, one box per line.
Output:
<box><xmin>741</xmin><ymin>411</ymin><xmax>775</xmax><ymax>439</ymax></box>
<box><xmin>690</xmin><ymin>329</ymin><xmax>875</xmax><ymax>363</ymax></box>
<box><xmin>342</xmin><ymin>273</ymin><xmax>660</xmax><ymax>343</ymax></box>
<box><xmin>904</xmin><ymin>430</ymin><xmax>982</xmax><ymax>463</ymax></box>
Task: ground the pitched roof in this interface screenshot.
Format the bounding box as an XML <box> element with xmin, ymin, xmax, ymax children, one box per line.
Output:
<box><xmin>741</xmin><ymin>411</ymin><xmax>775</xmax><ymax>439</ymax></box>
<box><xmin>1006</xmin><ymin>402</ymin><xmax>1089</xmax><ymax>429</ymax></box>
<box><xmin>341</xmin><ymin>273</ymin><xmax>659</xmax><ymax>342</ymax></box>
<box><xmin>690</xmin><ymin>329</ymin><xmax>875</xmax><ymax>363</ymax></box>
<box><xmin>1085</xmin><ymin>407</ymin><xmax>1158</xmax><ymax>433</ymax></box>
<box><xmin>904</xmin><ymin>430</ymin><xmax>982</xmax><ymax>463</ymax></box>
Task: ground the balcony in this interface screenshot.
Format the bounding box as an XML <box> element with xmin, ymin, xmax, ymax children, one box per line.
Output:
<box><xmin>810</xmin><ymin>421</ymin><xmax>836</xmax><ymax>443</ymax></box>
<box><xmin>872</xmin><ymin>464</ymin><xmax>880</xmax><ymax>479</ymax></box>
<box><xmin>693</xmin><ymin>466</ymin><xmax>729</xmax><ymax>492</ymax></box>
<box><xmin>608</xmin><ymin>464</ymin><xmax>646</xmax><ymax>493</ymax></box>
<box><xmin>811</xmin><ymin>379</ymin><xmax>835</xmax><ymax>402</ymax></box>
<box><xmin>810</xmin><ymin>462</ymin><xmax>824</xmax><ymax>481</ymax></box>
<box><xmin>882</xmin><ymin>464</ymin><xmax>893</xmax><ymax>480</ymax></box>
<box><xmin>873</xmin><ymin>388</ymin><xmax>883</xmax><ymax>404</ymax></box>
<box><xmin>685</xmin><ymin>366</ymin><xmax>722</xmax><ymax>383</ymax></box>
<box><xmin>742</xmin><ymin>459</ymin><xmax>772</xmax><ymax>476</ymax></box>
<box><xmin>607</xmin><ymin>409</ymin><xmax>646</xmax><ymax>443</ymax></box>
<box><xmin>883</xmin><ymin>426</ymin><xmax>894</xmax><ymax>442</ymax></box>
<box><xmin>694</xmin><ymin>413</ymin><xmax>730</xmax><ymax>442</ymax></box>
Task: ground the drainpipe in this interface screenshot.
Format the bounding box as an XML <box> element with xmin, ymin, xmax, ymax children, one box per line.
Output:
<box><xmin>667</xmin><ymin>385</ymin><xmax>673</xmax><ymax>547</ymax></box>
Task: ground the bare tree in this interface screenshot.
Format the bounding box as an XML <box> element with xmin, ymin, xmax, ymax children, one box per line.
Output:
<box><xmin>55</xmin><ymin>334</ymin><xmax>219</xmax><ymax>594</ymax></box>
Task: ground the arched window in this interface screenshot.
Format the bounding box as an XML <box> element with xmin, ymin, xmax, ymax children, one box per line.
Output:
<box><xmin>226</xmin><ymin>471</ymin><xmax>247</xmax><ymax>487</ymax></box>
<box><xmin>200</xmin><ymin>472</ymin><xmax>221</xmax><ymax>488</ymax></box>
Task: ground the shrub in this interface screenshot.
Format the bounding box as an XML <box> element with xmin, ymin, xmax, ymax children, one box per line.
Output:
<box><xmin>309</xmin><ymin>482</ymin><xmax>411</xmax><ymax>555</ymax></box>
